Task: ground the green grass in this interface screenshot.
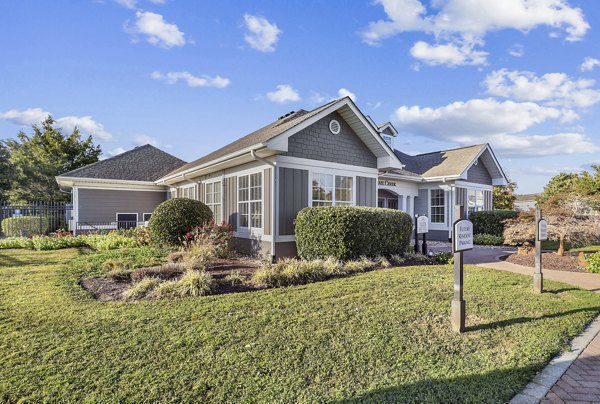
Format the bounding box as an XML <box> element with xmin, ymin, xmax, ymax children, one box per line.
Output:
<box><xmin>541</xmin><ymin>240</ymin><xmax>600</xmax><ymax>253</ymax></box>
<box><xmin>1</xmin><ymin>248</ymin><xmax>600</xmax><ymax>402</ymax></box>
<box><xmin>571</xmin><ymin>245</ymin><xmax>600</xmax><ymax>253</ymax></box>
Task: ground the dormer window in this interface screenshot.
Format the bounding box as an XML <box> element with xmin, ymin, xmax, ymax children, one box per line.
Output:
<box><xmin>382</xmin><ymin>134</ymin><xmax>393</xmax><ymax>148</ymax></box>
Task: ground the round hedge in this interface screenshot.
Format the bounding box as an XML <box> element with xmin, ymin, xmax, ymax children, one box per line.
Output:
<box><xmin>295</xmin><ymin>206</ymin><xmax>413</xmax><ymax>260</ymax></box>
<box><xmin>149</xmin><ymin>198</ymin><xmax>213</xmax><ymax>245</ymax></box>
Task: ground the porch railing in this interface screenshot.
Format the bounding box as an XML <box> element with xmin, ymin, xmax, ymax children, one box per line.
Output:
<box><xmin>74</xmin><ymin>221</ymin><xmax>148</xmax><ymax>235</ymax></box>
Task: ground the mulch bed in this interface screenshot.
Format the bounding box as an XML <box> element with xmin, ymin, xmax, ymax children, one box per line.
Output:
<box><xmin>80</xmin><ymin>256</ymin><xmax>442</xmax><ymax>302</ymax></box>
<box><xmin>504</xmin><ymin>252</ymin><xmax>587</xmax><ymax>272</ymax></box>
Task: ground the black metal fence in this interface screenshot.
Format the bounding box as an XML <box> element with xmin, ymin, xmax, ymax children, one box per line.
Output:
<box><xmin>74</xmin><ymin>221</ymin><xmax>143</xmax><ymax>235</ymax></box>
<box><xmin>0</xmin><ymin>202</ymin><xmax>72</xmax><ymax>238</ymax></box>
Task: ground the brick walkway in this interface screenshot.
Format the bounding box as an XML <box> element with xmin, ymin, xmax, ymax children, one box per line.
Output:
<box><xmin>541</xmin><ymin>330</ymin><xmax>600</xmax><ymax>403</ymax></box>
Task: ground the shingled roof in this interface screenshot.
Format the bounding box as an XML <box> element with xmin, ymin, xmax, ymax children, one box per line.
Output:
<box><xmin>59</xmin><ymin>144</ymin><xmax>186</xmax><ymax>182</ymax></box>
<box><xmin>394</xmin><ymin>144</ymin><xmax>487</xmax><ymax>178</ymax></box>
<box><xmin>165</xmin><ymin>99</ymin><xmax>339</xmax><ymax>177</ymax></box>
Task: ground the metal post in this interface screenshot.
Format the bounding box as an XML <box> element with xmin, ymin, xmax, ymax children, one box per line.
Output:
<box><xmin>421</xmin><ymin>232</ymin><xmax>427</xmax><ymax>255</ymax></box>
<box><xmin>534</xmin><ymin>208</ymin><xmax>543</xmax><ymax>294</ymax></box>
<box><xmin>414</xmin><ymin>215</ymin><xmax>419</xmax><ymax>253</ymax></box>
<box><xmin>452</xmin><ymin>204</ymin><xmax>466</xmax><ymax>333</ymax></box>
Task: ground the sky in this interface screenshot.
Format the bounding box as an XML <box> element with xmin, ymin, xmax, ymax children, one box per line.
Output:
<box><xmin>1</xmin><ymin>0</ymin><xmax>599</xmax><ymax>194</ymax></box>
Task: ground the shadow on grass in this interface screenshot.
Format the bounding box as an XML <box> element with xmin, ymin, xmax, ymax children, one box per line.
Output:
<box><xmin>337</xmin><ymin>363</ymin><xmax>541</xmax><ymax>403</ymax></box>
<box><xmin>546</xmin><ymin>287</ymin><xmax>583</xmax><ymax>294</ymax></box>
<box><xmin>0</xmin><ymin>251</ymin><xmax>25</xmax><ymax>268</ymax></box>
<box><xmin>466</xmin><ymin>306</ymin><xmax>600</xmax><ymax>332</ymax></box>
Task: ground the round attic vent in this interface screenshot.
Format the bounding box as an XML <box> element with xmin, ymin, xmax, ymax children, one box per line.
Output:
<box><xmin>329</xmin><ymin>119</ymin><xmax>341</xmax><ymax>134</ymax></box>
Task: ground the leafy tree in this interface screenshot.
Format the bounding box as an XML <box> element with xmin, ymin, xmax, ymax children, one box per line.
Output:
<box><xmin>4</xmin><ymin>116</ymin><xmax>101</xmax><ymax>202</ymax></box>
<box><xmin>536</xmin><ymin>173</ymin><xmax>580</xmax><ymax>204</ymax></box>
<box><xmin>576</xmin><ymin>165</ymin><xmax>600</xmax><ymax>197</ymax></box>
<box><xmin>492</xmin><ymin>179</ymin><xmax>517</xmax><ymax>210</ymax></box>
<box><xmin>0</xmin><ymin>142</ymin><xmax>14</xmax><ymax>201</ymax></box>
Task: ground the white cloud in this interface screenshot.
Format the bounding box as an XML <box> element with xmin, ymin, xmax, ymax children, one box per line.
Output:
<box><xmin>106</xmin><ymin>147</ymin><xmax>127</xmax><ymax>158</ymax></box>
<box><xmin>580</xmin><ymin>57</ymin><xmax>600</xmax><ymax>72</ymax></box>
<box><xmin>243</xmin><ymin>14</ymin><xmax>281</xmax><ymax>52</ymax></box>
<box><xmin>150</xmin><ymin>71</ymin><xmax>230</xmax><ymax>88</ymax></box>
<box><xmin>337</xmin><ymin>88</ymin><xmax>357</xmax><ymax>102</ymax></box>
<box><xmin>115</xmin><ymin>0</ymin><xmax>137</xmax><ymax>8</ymax></box>
<box><xmin>129</xmin><ymin>11</ymin><xmax>186</xmax><ymax>48</ymax></box>
<box><xmin>0</xmin><ymin>107</ymin><xmax>51</xmax><ymax>126</ymax></box>
<box><xmin>484</xmin><ymin>69</ymin><xmax>600</xmax><ymax>108</ymax></box>
<box><xmin>264</xmin><ymin>84</ymin><xmax>300</xmax><ymax>103</ymax></box>
<box><xmin>508</xmin><ymin>43</ymin><xmax>525</xmax><ymax>57</ymax></box>
<box><xmin>392</xmin><ymin>98</ymin><xmax>597</xmax><ymax>157</ymax></box>
<box><xmin>362</xmin><ymin>0</ymin><xmax>589</xmax><ymax>66</ymax></box>
<box><xmin>133</xmin><ymin>134</ymin><xmax>159</xmax><ymax>147</ymax></box>
<box><xmin>0</xmin><ymin>108</ymin><xmax>113</xmax><ymax>140</ymax></box>
<box><xmin>410</xmin><ymin>41</ymin><xmax>487</xmax><ymax>66</ymax></box>
<box><xmin>309</xmin><ymin>91</ymin><xmax>326</xmax><ymax>104</ymax></box>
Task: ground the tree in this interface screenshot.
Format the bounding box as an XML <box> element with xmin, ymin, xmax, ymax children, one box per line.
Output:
<box><xmin>493</xmin><ymin>179</ymin><xmax>517</xmax><ymax>210</ymax></box>
<box><xmin>536</xmin><ymin>173</ymin><xmax>580</xmax><ymax>204</ymax></box>
<box><xmin>503</xmin><ymin>193</ymin><xmax>600</xmax><ymax>256</ymax></box>
<box><xmin>0</xmin><ymin>141</ymin><xmax>14</xmax><ymax>201</ymax></box>
<box><xmin>4</xmin><ymin>116</ymin><xmax>101</xmax><ymax>202</ymax></box>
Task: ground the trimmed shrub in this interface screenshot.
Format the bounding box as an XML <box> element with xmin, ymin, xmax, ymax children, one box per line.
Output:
<box><xmin>32</xmin><ymin>235</ymin><xmax>88</xmax><ymax>251</ymax></box>
<box><xmin>1</xmin><ymin>216</ymin><xmax>51</xmax><ymax>237</ymax></box>
<box><xmin>588</xmin><ymin>252</ymin><xmax>600</xmax><ymax>274</ymax></box>
<box><xmin>469</xmin><ymin>210</ymin><xmax>518</xmax><ymax>237</ymax></box>
<box><xmin>149</xmin><ymin>198</ymin><xmax>213</xmax><ymax>246</ymax></box>
<box><xmin>473</xmin><ymin>233</ymin><xmax>504</xmax><ymax>246</ymax></box>
<box><xmin>295</xmin><ymin>206</ymin><xmax>412</xmax><ymax>260</ymax></box>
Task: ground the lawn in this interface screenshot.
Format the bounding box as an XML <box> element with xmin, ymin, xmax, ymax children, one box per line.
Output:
<box><xmin>1</xmin><ymin>248</ymin><xmax>600</xmax><ymax>402</ymax></box>
<box><xmin>541</xmin><ymin>240</ymin><xmax>600</xmax><ymax>253</ymax></box>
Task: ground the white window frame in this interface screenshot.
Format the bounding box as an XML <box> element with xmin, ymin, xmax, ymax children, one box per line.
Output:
<box><xmin>429</xmin><ymin>189</ymin><xmax>445</xmax><ymax>225</ymax></box>
<box><xmin>179</xmin><ymin>184</ymin><xmax>197</xmax><ymax>200</ymax></box>
<box><xmin>308</xmin><ymin>170</ymin><xmax>356</xmax><ymax>207</ymax></box>
<box><xmin>204</xmin><ymin>179</ymin><xmax>223</xmax><ymax>224</ymax></box>
<box><xmin>382</xmin><ymin>134</ymin><xmax>393</xmax><ymax>149</ymax></box>
<box><xmin>115</xmin><ymin>213</ymin><xmax>139</xmax><ymax>229</ymax></box>
<box><xmin>237</xmin><ymin>171</ymin><xmax>264</xmax><ymax>235</ymax></box>
<box><xmin>142</xmin><ymin>213</ymin><xmax>152</xmax><ymax>222</ymax></box>
<box><xmin>467</xmin><ymin>189</ymin><xmax>484</xmax><ymax>214</ymax></box>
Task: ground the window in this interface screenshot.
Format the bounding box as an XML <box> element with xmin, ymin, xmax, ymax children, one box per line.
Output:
<box><xmin>238</xmin><ymin>173</ymin><xmax>262</xmax><ymax>229</ymax></box>
<box><xmin>312</xmin><ymin>173</ymin><xmax>353</xmax><ymax>206</ymax></box>
<box><xmin>468</xmin><ymin>189</ymin><xmax>484</xmax><ymax>213</ymax></box>
<box><xmin>143</xmin><ymin>213</ymin><xmax>152</xmax><ymax>222</ymax></box>
<box><xmin>382</xmin><ymin>135</ymin><xmax>393</xmax><ymax>148</ymax></box>
<box><xmin>168</xmin><ymin>189</ymin><xmax>177</xmax><ymax>199</ymax></box>
<box><xmin>180</xmin><ymin>185</ymin><xmax>197</xmax><ymax>200</ymax></box>
<box><xmin>430</xmin><ymin>189</ymin><xmax>445</xmax><ymax>224</ymax></box>
<box><xmin>205</xmin><ymin>181</ymin><xmax>222</xmax><ymax>224</ymax></box>
<box><xmin>116</xmin><ymin>213</ymin><xmax>138</xmax><ymax>229</ymax></box>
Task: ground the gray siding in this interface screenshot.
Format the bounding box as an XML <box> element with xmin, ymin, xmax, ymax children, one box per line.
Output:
<box><xmin>78</xmin><ymin>188</ymin><xmax>167</xmax><ymax>222</ymax></box>
<box><xmin>356</xmin><ymin>176</ymin><xmax>376</xmax><ymax>207</ymax></box>
<box><xmin>484</xmin><ymin>190</ymin><xmax>493</xmax><ymax>210</ymax></box>
<box><xmin>415</xmin><ymin>189</ymin><xmax>428</xmax><ymax>217</ymax></box>
<box><xmin>224</xmin><ymin>176</ymin><xmax>237</xmax><ymax>230</ymax></box>
<box><xmin>264</xmin><ymin>168</ymin><xmax>272</xmax><ymax>235</ymax></box>
<box><xmin>279</xmin><ymin>167</ymin><xmax>308</xmax><ymax>236</ymax></box>
<box><xmin>285</xmin><ymin>112</ymin><xmax>377</xmax><ymax>168</ymax></box>
<box><xmin>466</xmin><ymin>159</ymin><xmax>493</xmax><ymax>185</ymax></box>
<box><xmin>456</xmin><ymin>187</ymin><xmax>467</xmax><ymax>206</ymax></box>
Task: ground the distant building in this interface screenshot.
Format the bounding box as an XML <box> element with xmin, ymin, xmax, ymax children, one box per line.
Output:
<box><xmin>514</xmin><ymin>194</ymin><xmax>538</xmax><ymax>211</ymax></box>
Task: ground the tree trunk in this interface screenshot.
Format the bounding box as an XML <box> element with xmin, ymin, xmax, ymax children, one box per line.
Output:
<box><xmin>557</xmin><ymin>235</ymin><xmax>565</xmax><ymax>256</ymax></box>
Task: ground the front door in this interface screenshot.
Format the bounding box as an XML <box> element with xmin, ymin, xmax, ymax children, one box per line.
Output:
<box><xmin>387</xmin><ymin>199</ymin><xmax>398</xmax><ymax>210</ymax></box>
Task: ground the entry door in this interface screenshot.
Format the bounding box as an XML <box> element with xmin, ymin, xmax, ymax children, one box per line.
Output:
<box><xmin>378</xmin><ymin>198</ymin><xmax>385</xmax><ymax>208</ymax></box>
<box><xmin>387</xmin><ymin>199</ymin><xmax>398</xmax><ymax>210</ymax></box>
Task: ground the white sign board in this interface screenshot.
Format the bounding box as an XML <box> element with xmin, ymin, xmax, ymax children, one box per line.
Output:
<box><xmin>538</xmin><ymin>219</ymin><xmax>548</xmax><ymax>241</ymax></box>
<box><xmin>417</xmin><ymin>216</ymin><xmax>429</xmax><ymax>234</ymax></box>
<box><xmin>453</xmin><ymin>219</ymin><xmax>473</xmax><ymax>252</ymax></box>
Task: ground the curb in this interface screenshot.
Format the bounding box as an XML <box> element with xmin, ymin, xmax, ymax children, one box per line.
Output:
<box><xmin>509</xmin><ymin>314</ymin><xmax>600</xmax><ymax>404</ymax></box>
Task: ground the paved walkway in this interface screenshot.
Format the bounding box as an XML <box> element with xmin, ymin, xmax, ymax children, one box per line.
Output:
<box><xmin>473</xmin><ymin>250</ymin><xmax>600</xmax><ymax>403</ymax></box>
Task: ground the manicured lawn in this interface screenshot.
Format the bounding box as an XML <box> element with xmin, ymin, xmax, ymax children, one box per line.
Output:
<box><xmin>542</xmin><ymin>240</ymin><xmax>600</xmax><ymax>253</ymax></box>
<box><xmin>1</xmin><ymin>248</ymin><xmax>600</xmax><ymax>402</ymax></box>
<box><xmin>572</xmin><ymin>245</ymin><xmax>600</xmax><ymax>253</ymax></box>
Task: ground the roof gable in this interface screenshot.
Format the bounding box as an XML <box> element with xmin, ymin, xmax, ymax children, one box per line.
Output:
<box><xmin>58</xmin><ymin>145</ymin><xmax>186</xmax><ymax>182</ymax></box>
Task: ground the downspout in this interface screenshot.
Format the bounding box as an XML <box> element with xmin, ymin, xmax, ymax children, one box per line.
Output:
<box><xmin>250</xmin><ymin>149</ymin><xmax>277</xmax><ymax>262</ymax></box>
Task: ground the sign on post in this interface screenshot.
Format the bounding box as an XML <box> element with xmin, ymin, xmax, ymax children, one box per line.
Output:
<box><xmin>537</xmin><ymin>219</ymin><xmax>548</xmax><ymax>241</ymax></box>
<box><xmin>453</xmin><ymin>219</ymin><xmax>473</xmax><ymax>253</ymax></box>
<box><xmin>417</xmin><ymin>216</ymin><xmax>429</xmax><ymax>234</ymax></box>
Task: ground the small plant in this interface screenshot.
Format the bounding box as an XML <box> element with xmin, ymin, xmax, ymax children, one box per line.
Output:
<box><xmin>344</xmin><ymin>257</ymin><xmax>377</xmax><ymax>273</ymax></box>
<box><xmin>403</xmin><ymin>252</ymin><xmax>431</xmax><ymax>263</ymax></box>
<box><xmin>223</xmin><ymin>271</ymin><xmax>244</xmax><ymax>286</ymax></box>
<box><xmin>175</xmin><ymin>270</ymin><xmax>215</xmax><ymax>297</ymax></box>
<box><xmin>106</xmin><ymin>267</ymin><xmax>131</xmax><ymax>282</ymax></box>
<box><xmin>131</xmin><ymin>263</ymin><xmax>184</xmax><ymax>283</ymax></box>
<box><xmin>432</xmin><ymin>251</ymin><xmax>454</xmax><ymax>265</ymax></box>
<box><xmin>376</xmin><ymin>256</ymin><xmax>392</xmax><ymax>268</ymax></box>
<box><xmin>122</xmin><ymin>277</ymin><xmax>161</xmax><ymax>300</ymax></box>
<box><xmin>168</xmin><ymin>251</ymin><xmax>184</xmax><ymax>263</ymax></box>
<box><xmin>390</xmin><ymin>254</ymin><xmax>405</xmax><ymax>265</ymax></box>
<box><xmin>181</xmin><ymin>240</ymin><xmax>217</xmax><ymax>271</ymax></box>
<box><xmin>149</xmin><ymin>280</ymin><xmax>180</xmax><ymax>299</ymax></box>
<box><xmin>473</xmin><ymin>233</ymin><xmax>504</xmax><ymax>246</ymax></box>
<box><xmin>186</xmin><ymin>222</ymin><xmax>233</xmax><ymax>258</ymax></box>
<box><xmin>322</xmin><ymin>257</ymin><xmax>345</xmax><ymax>275</ymax></box>
<box><xmin>0</xmin><ymin>237</ymin><xmax>34</xmax><ymax>249</ymax></box>
<box><xmin>588</xmin><ymin>252</ymin><xmax>600</xmax><ymax>274</ymax></box>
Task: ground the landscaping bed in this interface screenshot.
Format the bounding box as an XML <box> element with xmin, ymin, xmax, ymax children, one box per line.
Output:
<box><xmin>504</xmin><ymin>252</ymin><xmax>587</xmax><ymax>272</ymax></box>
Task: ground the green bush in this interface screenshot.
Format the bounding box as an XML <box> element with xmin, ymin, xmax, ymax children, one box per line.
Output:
<box><xmin>149</xmin><ymin>198</ymin><xmax>213</xmax><ymax>246</ymax></box>
<box><xmin>473</xmin><ymin>233</ymin><xmax>504</xmax><ymax>246</ymax></box>
<box><xmin>1</xmin><ymin>216</ymin><xmax>51</xmax><ymax>237</ymax></box>
<box><xmin>84</xmin><ymin>234</ymin><xmax>139</xmax><ymax>251</ymax></box>
<box><xmin>31</xmin><ymin>235</ymin><xmax>88</xmax><ymax>251</ymax></box>
<box><xmin>588</xmin><ymin>252</ymin><xmax>600</xmax><ymax>274</ymax></box>
<box><xmin>469</xmin><ymin>210</ymin><xmax>518</xmax><ymax>237</ymax></box>
<box><xmin>295</xmin><ymin>206</ymin><xmax>412</xmax><ymax>260</ymax></box>
<box><xmin>0</xmin><ymin>237</ymin><xmax>34</xmax><ymax>249</ymax></box>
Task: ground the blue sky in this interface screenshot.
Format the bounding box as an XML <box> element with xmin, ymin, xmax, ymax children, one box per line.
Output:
<box><xmin>1</xmin><ymin>0</ymin><xmax>599</xmax><ymax>194</ymax></box>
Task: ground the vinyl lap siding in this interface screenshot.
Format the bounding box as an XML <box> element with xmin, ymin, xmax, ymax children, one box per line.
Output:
<box><xmin>278</xmin><ymin>167</ymin><xmax>308</xmax><ymax>236</ymax></box>
<box><xmin>414</xmin><ymin>189</ymin><xmax>428</xmax><ymax>217</ymax></box>
<box><xmin>356</xmin><ymin>176</ymin><xmax>376</xmax><ymax>207</ymax></box>
<box><xmin>224</xmin><ymin>176</ymin><xmax>237</xmax><ymax>230</ymax></box>
<box><xmin>264</xmin><ymin>168</ymin><xmax>272</xmax><ymax>235</ymax></box>
<box><xmin>466</xmin><ymin>160</ymin><xmax>493</xmax><ymax>185</ymax></box>
<box><xmin>78</xmin><ymin>188</ymin><xmax>167</xmax><ymax>223</ymax></box>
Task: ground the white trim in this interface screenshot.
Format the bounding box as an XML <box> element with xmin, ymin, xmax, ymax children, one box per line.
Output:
<box><xmin>142</xmin><ymin>213</ymin><xmax>152</xmax><ymax>222</ymax></box>
<box><xmin>223</xmin><ymin>164</ymin><xmax>271</xmax><ymax>179</ymax></box>
<box><xmin>203</xmin><ymin>178</ymin><xmax>223</xmax><ymax>224</ymax></box>
<box><xmin>72</xmin><ymin>187</ymin><xmax>79</xmax><ymax>233</ymax></box>
<box><xmin>233</xmin><ymin>233</ymin><xmax>273</xmax><ymax>242</ymax></box>
<box><xmin>75</xmin><ymin>185</ymin><xmax>167</xmax><ymax>193</ymax></box>
<box><xmin>459</xmin><ymin>144</ymin><xmax>509</xmax><ymax>185</ymax></box>
<box><xmin>277</xmin><ymin>235</ymin><xmax>295</xmax><ymax>242</ymax></box>
<box><xmin>308</xmin><ymin>171</ymin><xmax>355</xmax><ymax>207</ymax></box>
<box><xmin>277</xmin><ymin>155</ymin><xmax>378</xmax><ymax>176</ymax></box>
<box><xmin>236</xmin><ymin>170</ymin><xmax>264</xmax><ymax>237</ymax></box>
<box><xmin>454</xmin><ymin>181</ymin><xmax>493</xmax><ymax>191</ymax></box>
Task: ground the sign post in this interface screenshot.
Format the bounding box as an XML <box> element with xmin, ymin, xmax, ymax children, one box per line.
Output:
<box><xmin>414</xmin><ymin>215</ymin><xmax>419</xmax><ymax>253</ymax></box>
<box><xmin>452</xmin><ymin>205</ymin><xmax>472</xmax><ymax>333</ymax></box>
<box><xmin>417</xmin><ymin>216</ymin><xmax>429</xmax><ymax>255</ymax></box>
<box><xmin>534</xmin><ymin>209</ymin><xmax>547</xmax><ymax>294</ymax></box>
